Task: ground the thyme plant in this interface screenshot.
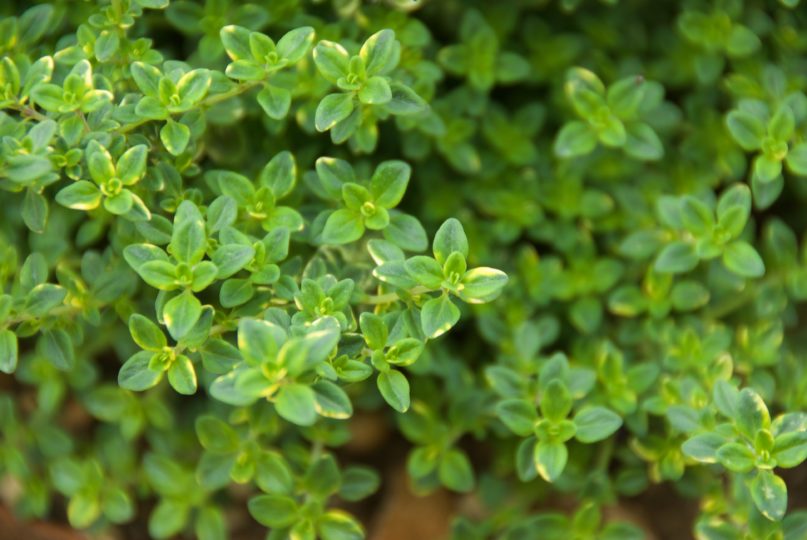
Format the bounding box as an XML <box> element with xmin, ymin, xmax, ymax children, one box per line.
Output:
<box><xmin>1</xmin><ymin>1</ymin><xmax>807</xmax><ymax>539</ymax></box>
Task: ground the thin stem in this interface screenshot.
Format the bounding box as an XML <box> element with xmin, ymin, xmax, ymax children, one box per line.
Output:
<box><xmin>117</xmin><ymin>81</ymin><xmax>261</xmax><ymax>135</ymax></box>
<box><xmin>78</xmin><ymin>111</ymin><xmax>91</xmax><ymax>134</ymax></box>
<box><xmin>202</xmin><ymin>81</ymin><xmax>261</xmax><ymax>107</ymax></box>
<box><xmin>4</xmin><ymin>304</ymin><xmax>83</xmax><ymax>326</ymax></box>
<box><xmin>9</xmin><ymin>104</ymin><xmax>49</xmax><ymax>122</ymax></box>
<box><xmin>359</xmin><ymin>285</ymin><xmax>433</xmax><ymax>305</ymax></box>
<box><xmin>703</xmin><ymin>271</ymin><xmax>785</xmax><ymax>320</ymax></box>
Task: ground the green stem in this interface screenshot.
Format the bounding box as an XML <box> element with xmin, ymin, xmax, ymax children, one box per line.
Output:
<box><xmin>9</xmin><ymin>103</ymin><xmax>49</xmax><ymax>122</ymax></box>
<box><xmin>4</xmin><ymin>304</ymin><xmax>84</xmax><ymax>327</ymax></box>
<box><xmin>118</xmin><ymin>81</ymin><xmax>262</xmax><ymax>135</ymax></box>
<box><xmin>703</xmin><ymin>271</ymin><xmax>786</xmax><ymax>320</ymax></box>
<box><xmin>359</xmin><ymin>285</ymin><xmax>433</xmax><ymax>305</ymax></box>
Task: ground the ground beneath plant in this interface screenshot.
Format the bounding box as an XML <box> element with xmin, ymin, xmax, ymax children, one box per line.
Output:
<box><xmin>5</xmin><ymin>410</ymin><xmax>807</xmax><ymax>539</ymax></box>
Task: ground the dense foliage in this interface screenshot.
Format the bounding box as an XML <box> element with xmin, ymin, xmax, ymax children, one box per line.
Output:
<box><xmin>2</xmin><ymin>0</ymin><xmax>807</xmax><ymax>538</ymax></box>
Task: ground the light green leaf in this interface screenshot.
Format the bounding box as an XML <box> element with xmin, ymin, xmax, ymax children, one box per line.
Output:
<box><xmin>322</xmin><ymin>209</ymin><xmax>364</xmax><ymax>244</ymax></box>
<box><xmin>167</xmin><ymin>355</ymin><xmax>197</xmax><ymax>395</ymax></box>
<box><xmin>275</xmin><ymin>383</ymin><xmax>318</xmax><ymax>426</ymax></box>
<box><xmin>163</xmin><ymin>291</ymin><xmax>202</xmax><ymax>341</ymax></box>
<box><xmin>315</xmin><ymin>93</ymin><xmax>354</xmax><ymax>132</ymax></box>
<box><xmin>534</xmin><ymin>440</ymin><xmax>568</xmax><ymax>482</ymax></box>
<box><xmin>420</xmin><ymin>295</ymin><xmax>460</xmax><ymax>339</ymax></box>
<box><xmin>160</xmin><ymin>119</ymin><xmax>191</xmax><ymax>155</ymax></box>
<box><xmin>377</xmin><ymin>369</ymin><xmax>410</xmax><ymax>412</ymax></box>
<box><xmin>723</xmin><ymin>241</ymin><xmax>765</xmax><ymax>278</ymax></box>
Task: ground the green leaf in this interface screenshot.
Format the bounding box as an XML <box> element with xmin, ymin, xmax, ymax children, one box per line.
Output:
<box><xmin>383</xmin><ymin>212</ymin><xmax>428</xmax><ymax>252</ymax></box>
<box><xmin>260</xmin><ymin>150</ymin><xmax>296</xmax><ymax>198</ymax></box>
<box><xmin>163</xmin><ymin>291</ymin><xmax>202</xmax><ymax>341</ymax></box>
<box><xmin>87</xmin><ymin>140</ymin><xmax>115</xmax><ymax>183</ymax></box>
<box><xmin>138</xmin><ymin>260</ymin><xmax>178</xmax><ymax>290</ymax></box>
<box><xmin>319</xmin><ymin>511</ymin><xmax>364</xmax><ymax>540</ymax></box>
<box><xmin>360</xmin><ymin>29</ymin><xmax>398</xmax><ymax>75</ymax></box>
<box><xmin>386</xmin><ymin>338</ymin><xmax>423</xmax><ymax>366</ymax></box>
<box><xmin>716</xmin><ymin>183</ymin><xmax>751</xmax><ymax>238</ymax></box>
<box><xmin>495</xmin><ymin>399</ymin><xmax>538</xmax><ymax>436</ymax></box>
<box><xmin>275</xmin><ymin>383</ymin><xmax>318</xmax><ymax>426</ymax></box>
<box><xmin>170</xmin><ymin>200</ymin><xmax>207</xmax><ymax>264</ymax></box>
<box><xmin>276</xmin><ymin>26</ymin><xmax>315</xmax><ymax>63</ymax></box>
<box><xmin>370</xmin><ymin>160</ymin><xmax>410</xmax><ymax>208</ymax></box>
<box><xmin>315</xmin><ymin>93</ymin><xmax>354</xmax><ymax>132</ymax></box>
<box><xmin>31</xmin><ymin>83</ymin><xmax>64</xmax><ymax>112</ymax></box>
<box><xmin>313</xmin><ymin>41</ymin><xmax>350</xmax><ymax>82</ymax></box>
<box><xmin>103</xmin><ymin>488</ymin><xmax>134</xmax><ymax>524</ymax></box>
<box><xmin>769</xmin><ymin>106</ymin><xmax>795</xmax><ymax>142</ymax></box>
<box><xmin>377</xmin><ymin>369</ymin><xmax>410</xmax><ymax>412</ymax></box>
<box><xmin>22</xmin><ymin>189</ymin><xmax>48</xmax><ymax>233</ymax></box>
<box><xmin>312</xmin><ymin>381</ymin><xmax>353</xmax><ymax>419</ymax></box>
<box><xmin>25</xmin><ymin>283</ymin><xmax>67</xmax><ymax>316</ymax></box>
<box><xmin>160</xmin><ymin>119</ymin><xmax>191</xmax><ymax>156</ymax></box>
<box><xmin>39</xmin><ymin>329</ymin><xmax>74</xmax><ymax>371</ymax></box>
<box><xmin>573</xmin><ymin>406</ymin><xmax>622</xmax><ymax>443</ymax></box>
<box><xmin>735</xmin><ymin>388</ymin><xmax>770</xmax><ymax>440</ymax></box>
<box><xmin>541</xmin><ymin>380</ymin><xmax>572</xmax><ymax>423</ymax></box>
<box><xmin>6</xmin><ymin>153</ymin><xmax>52</xmax><ymax>184</ymax></box>
<box><xmin>195</xmin><ymin>507</ymin><xmax>226</xmax><ymax>540</ymax></box>
<box><xmin>238</xmin><ymin>318</ymin><xmax>285</xmax><ymax>363</ymax></box>
<box><xmin>723</xmin><ymin>241</ymin><xmax>765</xmax><ymax>278</ymax></box>
<box><xmin>607</xmin><ymin>76</ymin><xmax>646</xmax><ymax>118</ymax></box>
<box><xmin>131</xmin><ymin>61</ymin><xmax>162</xmax><ymax>96</ymax></box>
<box><xmin>94</xmin><ymin>30</ymin><xmax>119</xmax><ymax>62</ymax></box>
<box><xmin>359</xmin><ymin>76</ymin><xmax>392</xmax><ymax>105</ymax></box>
<box><xmin>459</xmin><ymin>267</ymin><xmax>508</xmax><ymax>304</ymax></box>
<box><xmin>654</xmin><ymin>241</ymin><xmax>699</xmax><ymax>274</ymax></box>
<box><xmin>207</xmin><ymin>196</ymin><xmax>237</xmax><ymax>232</ymax></box>
<box><xmin>149</xmin><ymin>499</ymin><xmax>189</xmax><ymax>539</ymax></box>
<box><xmin>294</xmin><ymin>461</ymin><xmax>336</xmax><ymax>510</ymax></box>
<box><xmin>339</xmin><ymin>467</ymin><xmax>380</xmax><ymax>502</ymax></box>
<box><xmin>405</xmin><ymin>256</ymin><xmax>443</xmax><ymax>289</ymax></box>
<box><xmin>420</xmin><ymin>295</ymin><xmax>460</xmax><ymax>339</ymax></box>
<box><xmin>104</xmin><ymin>190</ymin><xmax>134</xmax><ymax>215</ymax></box>
<box><xmin>129</xmin><ymin>314</ymin><xmax>167</xmax><ymax>351</ymax></box>
<box><xmin>220</xmin><ymin>279</ymin><xmax>254</xmax><ymax>308</ymax></box>
<box><xmin>682</xmin><ymin>433</ymin><xmax>726</xmax><ymax>463</ymax></box>
<box><xmin>385</xmin><ymin>82</ymin><xmax>427</xmax><ymax>115</ymax></box>
<box><xmin>359</xmin><ymin>312</ymin><xmax>388</xmax><ymax>350</ymax></box>
<box><xmin>0</xmin><ymin>330</ymin><xmax>18</xmax><ymax>374</ymax></box>
<box><xmin>116</xmin><ymin>144</ymin><xmax>148</xmax><ymax>185</ymax></box>
<box><xmin>754</xmin><ymin>154</ymin><xmax>783</xmax><ymax>183</ymax></box>
<box><xmin>220</xmin><ymin>25</ymin><xmax>252</xmax><ymax>61</ymax></box>
<box><xmin>67</xmin><ymin>492</ymin><xmax>101</xmax><ymax>529</ymax></box>
<box><xmin>786</xmin><ymin>142</ymin><xmax>807</xmax><ymax>176</ymax></box>
<box><xmin>256</xmin><ymin>84</ymin><xmax>291</xmax><ymax>120</ymax></box>
<box><xmin>176</xmin><ymin>69</ymin><xmax>211</xmax><ymax>106</ymax></box>
<box><xmin>750</xmin><ymin>471</ymin><xmax>787</xmax><ymax>521</ymax></box>
<box><xmin>195</xmin><ymin>415</ymin><xmax>240</xmax><ymax>453</ymax></box>
<box><xmin>680</xmin><ymin>196</ymin><xmax>714</xmax><ymax>237</ymax></box>
<box><xmin>438</xmin><ymin>449</ymin><xmax>474</xmax><ymax>492</ymax></box>
<box><xmin>322</xmin><ymin>209</ymin><xmax>364</xmax><ymax>244</ymax></box>
<box><xmin>56</xmin><ymin>181</ymin><xmax>101</xmax><ymax>210</ymax></box>
<box><xmin>212</xmin><ymin>244</ymin><xmax>254</xmax><ymax>279</ymax></box>
<box><xmin>190</xmin><ymin>261</ymin><xmax>218</xmax><ymax>292</ymax></box>
<box><xmin>534</xmin><ymin>440</ymin><xmax>568</xmax><ymax>482</ymax></box>
<box><xmin>773</xmin><ymin>431</ymin><xmax>807</xmax><ymax>468</ymax></box>
<box><xmin>715</xmin><ymin>442</ymin><xmax>755</xmax><ymax>473</ymax></box>
<box><xmin>554</xmin><ymin>121</ymin><xmax>597</xmax><ymax>158</ymax></box>
<box><xmin>727</xmin><ymin>110</ymin><xmax>764</xmax><ymax>151</ymax></box>
<box><xmin>433</xmin><ymin>218</ymin><xmax>468</xmax><ymax>265</ymax></box>
<box><xmin>119</xmin><ymin>351</ymin><xmax>162</xmax><ymax>391</ymax></box>
<box><xmin>136</xmin><ymin>96</ymin><xmax>168</xmax><ymax>119</ymax></box>
<box><xmin>167</xmin><ymin>355</ymin><xmax>197</xmax><ymax>395</ymax></box>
